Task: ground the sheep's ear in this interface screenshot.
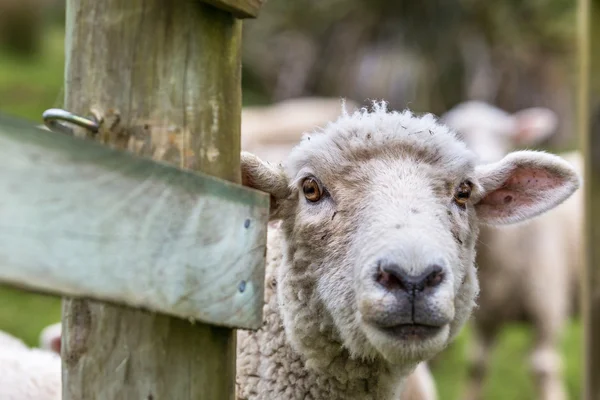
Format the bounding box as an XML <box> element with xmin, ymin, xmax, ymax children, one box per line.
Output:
<box><xmin>241</xmin><ymin>151</ymin><xmax>290</xmax><ymax>219</ymax></box>
<box><xmin>474</xmin><ymin>150</ymin><xmax>581</xmax><ymax>225</ymax></box>
<box><xmin>50</xmin><ymin>335</ymin><xmax>61</xmax><ymax>354</ymax></box>
<box><xmin>510</xmin><ymin>107</ymin><xmax>557</xmax><ymax>146</ymax></box>
<box><xmin>39</xmin><ymin>323</ymin><xmax>61</xmax><ymax>355</ymax></box>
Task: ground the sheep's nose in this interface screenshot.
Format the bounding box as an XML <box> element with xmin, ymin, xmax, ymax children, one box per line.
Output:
<box><xmin>375</xmin><ymin>260</ymin><xmax>445</xmax><ymax>294</ymax></box>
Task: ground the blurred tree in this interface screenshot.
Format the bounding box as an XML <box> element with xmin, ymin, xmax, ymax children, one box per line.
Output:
<box><xmin>242</xmin><ymin>0</ymin><xmax>576</xmax><ymax>147</ymax></box>
<box><xmin>0</xmin><ymin>0</ymin><xmax>43</xmax><ymax>56</ymax></box>
<box><xmin>0</xmin><ymin>0</ymin><xmax>64</xmax><ymax>57</ymax></box>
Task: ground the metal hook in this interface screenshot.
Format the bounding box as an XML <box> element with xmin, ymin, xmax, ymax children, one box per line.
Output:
<box><xmin>42</xmin><ymin>108</ymin><xmax>100</xmax><ymax>136</ymax></box>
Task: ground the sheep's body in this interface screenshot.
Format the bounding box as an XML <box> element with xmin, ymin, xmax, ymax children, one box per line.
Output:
<box><xmin>0</xmin><ymin>329</ymin><xmax>28</xmax><ymax>350</ymax></box>
<box><xmin>401</xmin><ymin>363</ymin><xmax>438</xmax><ymax>400</ymax></box>
<box><xmin>471</xmin><ymin>185</ymin><xmax>581</xmax><ymax>400</ymax></box>
<box><xmin>0</xmin><ymin>329</ymin><xmax>61</xmax><ymax>400</ymax></box>
<box><xmin>236</xmin><ymin>101</ymin><xmax>580</xmax><ymax>400</ymax></box>
<box><xmin>441</xmin><ymin>101</ymin><xmax>583</xmax><ymax>400</ymax></box>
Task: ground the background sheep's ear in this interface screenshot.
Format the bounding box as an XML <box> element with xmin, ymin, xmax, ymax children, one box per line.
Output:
<box><xmin>510</xmin><ymin>107</ymin><xmax>558</xmax><ymax>146</ymax></box>
<box><xmin>39</xmin><ymin>322</ymin><xmax>61</xmax><ymax>355</ymax></box>
<box><xmin>50</xmin><ymin>335</ymin><xmax>61</xmax><ymax>354</ymax></box>
<box><xmin>474</xmin><ymin>150</ymin><xmax>581</xmax><ymax>225</ymax></box>
<box><xmin>241</xmin><ymin>151</ymin><xmax>290</xmax><ymax>219</ymax></box>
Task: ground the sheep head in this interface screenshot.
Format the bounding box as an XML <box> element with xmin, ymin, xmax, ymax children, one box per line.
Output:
<box><xmin>241</xmin><ymin>101</ymin><xmax>580</xmax><ymax>372</ymax></box>
<box><xmin>441</xmin><ymin>101</ymin><xmax>558</xmax><ymax>164</ymax></box>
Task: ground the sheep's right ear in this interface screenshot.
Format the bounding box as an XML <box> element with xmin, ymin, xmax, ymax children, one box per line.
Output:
<box><xmin>473</xmin><ymin>150</ymin><xmax>581</xmax><ymax>225</ymax></box>
<box><xmin>241</xmin><ymin>151</ymin><xmax>290</xmax><ymax>219</ymax></box>
<box><xmin>510</xmin><ymin>107</ymin><xmax>558</xmax><ymax>146</ymax></box>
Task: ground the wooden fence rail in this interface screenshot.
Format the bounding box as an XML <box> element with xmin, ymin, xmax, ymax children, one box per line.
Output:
<box><xmin>0</xmin><ymin>114</ymin><xmax>268</xmax><ymax>329</ymax></box>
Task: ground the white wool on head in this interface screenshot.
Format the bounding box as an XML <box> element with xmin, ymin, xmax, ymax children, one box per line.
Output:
<box><xmin>286</xmin><ymin>100</ymin><xmax>475</xmax><ymax>179</ymax></box>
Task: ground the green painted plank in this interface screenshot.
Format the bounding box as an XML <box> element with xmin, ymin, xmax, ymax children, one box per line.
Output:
<box><xmin>0</xmin><ymin>114</ymin><xmax>269</xmax><ymax>330</ymax></box>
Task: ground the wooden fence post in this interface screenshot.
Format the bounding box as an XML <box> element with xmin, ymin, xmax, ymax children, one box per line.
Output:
<box><xmin>578</xmin><ymin>0</ymin><xmax>600</xmax><ymax>398</ymax></box>
<box><xmin>61</xmin><ymin>1</ymin><xmax>251</xmax><ymax>398</ymax></box>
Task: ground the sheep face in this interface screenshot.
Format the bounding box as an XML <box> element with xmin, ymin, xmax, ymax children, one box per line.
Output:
<box><xmin>241</xmin><ymin>102</ymin><xmax>580</xmax><ymax>371</ymax></box>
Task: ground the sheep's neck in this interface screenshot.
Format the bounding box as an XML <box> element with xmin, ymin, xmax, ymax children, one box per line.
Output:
<box><xmin>236</xmin><ymin>278</ymin><xmax>404</xmax><ymax>400</ymax></box>
<box><xmin>235</xmin><ymin>228</ymin><xmax>407</xmax><ymax>399</ymax></box>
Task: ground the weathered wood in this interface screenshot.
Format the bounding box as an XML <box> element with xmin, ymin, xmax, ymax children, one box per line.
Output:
<box><xmin>201</xmin><ymin>0</ymin><xmax>264</xmax><ymax>19</ymax></box>
<box><xmin>61</xmin><ymin>1</ymin><xmax>249</xmax><ymax>399</ymax></box>
<box><xmin>0</xmin><ymin>114</ymin><xmax>268</xmax><ymax>330</ymax></box>
<box><xmin>578</xmin><ymin>0</ymin><xmax>600</xmax><ymax>398</ymax></box>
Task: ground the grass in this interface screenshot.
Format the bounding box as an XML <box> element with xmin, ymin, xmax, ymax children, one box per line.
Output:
<box><xmin>0</xmin><ymin>25</ymin><xmax>66</xmax><ymax>346</ymax></box>
<box><xmin>431</xmin><ymin>320</ymin><xmax>582</xmax><ymax>400</ymax></box>
<box><xmin>0</xmin><ymin>26</ymin><xmax>65</xmax><ymax>123</ymax></box>
<box><xmin>0</xmin><ymin>23</ymin><xmax>584</xmax><ymax>399</ymax></box>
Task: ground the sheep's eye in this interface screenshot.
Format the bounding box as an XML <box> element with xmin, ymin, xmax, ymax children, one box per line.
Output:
<box><xmin>453</xmin><ymin>180</ymin><xmax>473</xmax><ymax>207</ymax></box>
<box><xmin>302</xmin><ymin>178</ymin><xmax>323</xmax><ymax>202</ymax></box>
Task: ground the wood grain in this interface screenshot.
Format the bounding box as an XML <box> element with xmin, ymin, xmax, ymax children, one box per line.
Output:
<box><xmin>59</xmin><ymin>1</ymin><xmax>253</xmax><ymax>398</ymax></box>
<box><xmin>0</xmin><ymin>115</ymin><xmax>268</xmax><ymax>329</ymax></box>
<box><xmin>579</xmin><ymin>0</ymin><xmax>600</xmax><ymax>398</ymax></box>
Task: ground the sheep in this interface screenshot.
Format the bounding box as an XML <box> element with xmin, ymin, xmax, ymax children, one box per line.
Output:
<box><xmin>0</xmin><ymin>328</ymin><xmax>61</xmax><ymax>400</ymax></box>
<box><xmin>241</xmin><ymin>97</ymin><xmax>359</xmax><ymax>164</ymax></box>
<box><xmin>0</xmin><ymin>329</ymin><xmax>28</xmax><ymax>350</ymax></box>
<box><xmin>440</xmin><ymin>100</ymin><xmax>583</xmax><ymax>400</ymax></box>
<box><xmin>240</xmin><ymin>97</ymin><xmax>439</xmax><ymax>400</ymax></box>
<box><xmin>235</xmin><ymin>100</ymin><xmax>581</xmax><ymax>400</ymax></box>
<box><xmin>402</xmin><ymin>363</ymin><xmax>438</xmax><ymax>400</ymax></box>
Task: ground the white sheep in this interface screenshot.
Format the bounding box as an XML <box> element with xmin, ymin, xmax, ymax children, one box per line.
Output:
<box><xmin>0</xmin><ymin>327</ymin><xmax>61</xmax><ymax>400</ymax></box>
<box><xmin>440</xmin><ymin>100</ymin><xmax>583</xmax><ymax>400</ymax></box>
<box><xmin>0</xmin><ymin>329</ymin><xmax>28</xmax><ymax>350</ymax></box>
<box><xmin>241</xmin><ymin>97</ymin><xmax>359</xmax><ymax>164</ymax></box>
<box><xmin>235</xmin><ymin>100</ymin><xmax>580</xmax><ymax>399</ymax></box>
<box><xmin>241</xmin><ymin>97</ymin><xmax>439</xmax><ymax>400</ymax></box>
<box><xmin>402</xmin><ymin>363</ymin><xmax>438</xmax><ymax>400</ymax></box>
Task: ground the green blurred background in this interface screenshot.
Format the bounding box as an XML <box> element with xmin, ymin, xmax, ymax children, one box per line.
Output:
<box><xmin>0</xmin><ymin>1</ymin><xmax>583</xmax><ymax>399</ymax></box>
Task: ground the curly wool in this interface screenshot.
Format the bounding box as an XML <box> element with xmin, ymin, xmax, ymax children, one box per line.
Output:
<box><xmin>0</xmin><ymin>331</ymin><xmax>61</xmax><ymax>400</ymax></box>
<box><xmin>236</xmin><ymin>228</ymin><xmax>410</xmax><ymax>400</ymax></box>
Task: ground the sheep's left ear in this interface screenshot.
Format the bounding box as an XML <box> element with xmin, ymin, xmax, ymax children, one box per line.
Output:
<box><xmin>241</xmin><ymin>151</ymin><xmax>290</xmax><ymax>220</ymax></box>
<box><xmin>474</xmin><ymin>150</ymin><xmax>581</xmax><ymax>225</ymax></box>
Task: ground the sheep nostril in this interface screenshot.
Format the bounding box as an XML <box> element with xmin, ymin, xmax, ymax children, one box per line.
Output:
<box><xmin>376</xmin><ymin>265</ymin><xmax>406</xmax><ymax>291</ymax></box>
<box><xmin>423</xmin><ymin>265</ymin><xmax>444</xmax><ymax>289</ymax></box>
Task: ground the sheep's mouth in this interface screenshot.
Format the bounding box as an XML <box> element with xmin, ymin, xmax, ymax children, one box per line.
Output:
<box><xmin>380</xmin><ymin>323</ymin><xmax>442</xmax><ymax>341</ymax></box>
